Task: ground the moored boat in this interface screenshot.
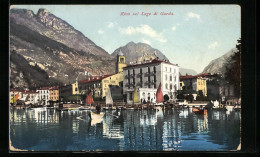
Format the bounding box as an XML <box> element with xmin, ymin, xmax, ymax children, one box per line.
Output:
<box><xmin>155</xmin><ymin>83</ymin><xmax>164</xmax><ymax>109</ymax></box>
<box><xmin>192</xmin><ymin>107</ymin><xmax>207</xmax><ymax>115</ymax></box>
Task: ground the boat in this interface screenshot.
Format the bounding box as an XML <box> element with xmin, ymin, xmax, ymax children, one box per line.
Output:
<box><xmin>31</xmin><ymin>107</ymin><xmax>47</xmax><ymax>112</ymax></box>
<box><xmin>133</xmin><ymin>88</ymin><xmax>140</xmax><ymax>104</ymax></box>
<box><xmin>85</xmin><ymin>91</ymin><xmax>94</xmax><ymax>106</ymax></box>
<box><xmin>192</xmin><ymin>107</ymin><xmax>207</xmax><ymax>115</ymax></box>
<box><xmin>90</xmin><ymin>112</ymin><xmax>104</xmax><ymax>126</ymax></box>
<box><xmin>105</xmin><ymin>88</ymin><xmax>115</xmax><ymax>110</ymax></box>
<box><xmin>68</xmin><ymin>107</ymin><xmax>80</xmax><ymax>111</ymax></box>
<box><xmin>155</xmin><ymin>83</ymin><xmax>164</xmax><ymax>109</ymax></box>
<box><xmin>79</xmin><ymin>106</ymin><xmax>91</xmax><ymax>110</ymax></box>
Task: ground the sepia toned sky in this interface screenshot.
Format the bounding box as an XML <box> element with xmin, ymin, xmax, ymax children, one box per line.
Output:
<box><xmin>11</xmin><ymin>5</ymin><xmax>241</xmax><ymax>73</ymax></box>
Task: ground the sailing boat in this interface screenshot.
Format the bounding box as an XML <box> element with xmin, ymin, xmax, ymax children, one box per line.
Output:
<box><xmin>155</xmin><ymin>83</ymin><xmax>164</xmax><ymax>108</ymax></box>
<box><xmin>86</xmin><ymin>91</ymin><xmax>104</xmax><ymax>119</ymax></box>
<box><xmin>105</xmin><ymin>88</ymin><xmax>115</xmax><ymax>110</ymax></box>
<box><xmin>127</xmin><ymin>88</ymin><xmax>140</xmax><ymax>110</ymax></box>
<box><xmin>10</xmin><ymin>94</ymin><xmax>19</xmax><ymax>105</ymax></box>
<box><xmin>133</xmin><ymin>88</ymin><xmax>140</xmax><ymax>104</ymax></box>
<box><xmin>86</xmin><ymin>91</ymin><xmax>94</xmax><ymax>105</ymax></box>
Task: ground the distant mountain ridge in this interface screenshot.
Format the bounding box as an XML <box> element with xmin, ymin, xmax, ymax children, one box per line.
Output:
<box><xmin>111</xmin><ymin>42</ymin><xmax>197</xmax><ymax>75</ymax></box>
<box><xmin>179</xmin><ymin>68</ymin><xmax>197</xmax><ymax>76</ymax></box>
<box><xmin>201</xmin><ymin>48</ymin><xmax>237</xmax><ymax>74</ymax></box>
<box><xmin>111</xmin><ymin>42</ymin><xmax>168</xmax><ymax>63</ymax></box>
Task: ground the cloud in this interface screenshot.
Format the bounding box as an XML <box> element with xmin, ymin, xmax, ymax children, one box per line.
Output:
<box><xmin>142</xmin><ymin>38</ymin><xmax>151</xmax><ymax>45</ymax></box>
<box><xmin>118</xmin><ymin>24</ymin><xmax>167</xmax><ymax>43</ymax></box>
<box><xmin>187</xmin><ymin>12</ymin><xmax>201</xmax><ymax>20</ymax></box>
<box><xmin>172</xmin><ymin>26</ymin><xmax>177</xmax><ymax>31</ymax></box>
<box><xmin>107</xmin><ymin>22</ymin><xmax>115</xmax><ymax>28</ymax></box>
<box><xmin>98</xmin><ymin>29</ymin><xmax>104</xmax><ymax>34</ymax></box>
<box><xmin>208</xmin><ymin>42</ymin><xmax>219</xmax><ymax>49</ymax></box>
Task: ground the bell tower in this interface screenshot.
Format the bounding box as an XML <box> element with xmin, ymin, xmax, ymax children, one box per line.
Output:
<box><xmin>116</xmin><ymin>50</ymin><xmax>126</xmax><ymax>73</ymax></box>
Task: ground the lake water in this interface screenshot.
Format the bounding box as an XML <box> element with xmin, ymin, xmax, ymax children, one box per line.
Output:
<box><xmin>9</xmin><ymin>108</ymin><xmax>241</xmax><ymax>151</ymax></box>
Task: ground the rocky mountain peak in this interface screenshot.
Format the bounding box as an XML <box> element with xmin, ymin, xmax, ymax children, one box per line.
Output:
<box><xmin>112</xmin><ymin>41</ymin><xmax>168</xmax><ymax>63</ymax></box>
<box><xmin>36</xmin><ymin>8</ymin><xmax>71</xmax><ymax>31</ymax></box>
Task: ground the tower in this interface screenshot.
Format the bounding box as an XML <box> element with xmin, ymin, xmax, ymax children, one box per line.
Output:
<box><xmin>116</xmin><ymin>50</ymin><xmax>126</xmax><ymax>73</ymax></box>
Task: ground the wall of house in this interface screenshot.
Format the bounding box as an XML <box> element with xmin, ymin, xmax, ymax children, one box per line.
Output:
<box><xmin>196</xmin><ymin>78</ymin><xmax>207</xmax><ymax>96</ymax></box>
<box><xmin>72</xmin><ymin>82</ymin><xmax>79</xmax><ymax>95</ymax></box>
<box><xmin>50</xmin><ymin>89</ymin><xmax>59</xmax><ymax>101</ymax></box>
<box><xmin>102</xmin><ymin>73</ymin><xmax>123</xmax><ymax>98</ymax></box>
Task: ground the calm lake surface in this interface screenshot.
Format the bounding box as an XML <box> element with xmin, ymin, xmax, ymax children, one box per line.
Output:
<box><xmin>10</xmin><ymin>108</ymin><xmax>240</xmax><ymax>151</ymax></box>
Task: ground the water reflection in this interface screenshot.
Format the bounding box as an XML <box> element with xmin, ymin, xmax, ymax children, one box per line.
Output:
<box><xmin>10</xmin><ymin>108</ymin><xmax>240</xmax><ymax>151</ymax></box>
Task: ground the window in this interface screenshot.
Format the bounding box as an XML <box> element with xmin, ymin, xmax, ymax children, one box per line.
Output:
<box><xmin>170</xmin><ymin>75</ymin><xmax>172</xmax><ymax>81</ymax></box>
<box><xmin>75</xmin><ymin>87</ymin><xmax>78</xmax><ymax>91</ymax></box>
<box><xmin>170</xmin><ymin>84</ymin><xmax>173</xmax><ymax>90</ymax></box>
<box><xmin>165</xmin><ymin>83</ymin><xmax>168</xmax><ymax>89</ymax></box>
<box><xmin>140</xmin><ymin>68</ymin><xmax>142</xmax><ymax>73</ymax></box>
<box><xmin>148</xmin><ymin>93</ymin><xmax>151</xmax><ymax>101</ymax></box>
<box><xmin>120</xmin><ymin>57</ymin><xmax>124</xmax><ymax>63</ymax></box>
<box><xmin>165</xmin><ymin>74</ymin><xmax>167</xmax><ymax>81</ymax></box>
<box><xmin>153</xmin><ymin>66</ymin><xmax>156</xmax><ymax>72</ymax></box>
<box><xmin>129</xmin><ymin>93</ymin><xmax>133</xmax><ymax>100</ymax></box>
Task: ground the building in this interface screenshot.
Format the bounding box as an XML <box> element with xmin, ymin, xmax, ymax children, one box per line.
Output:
<box><xmin>10</xmin><ymin>89</ymin><xmax>39</xmax><ymax>104</ymax></box>
<box><xmin>179</xmin><ymin>75</ymin><xmax>207</xmax><ymax>96</ymax></box>
<box><xmin>50</xmin><ymin>86</ymin><xmax>59</xmax><ymax>101</ymax></box>
<box><xmin>37</xmin><ymin>87</ymin><xmax>51</xmax><ymax>105</ymax></box>
<box><xmin>116</xmin><ymin>50</ymin><xmax>127</xmax><ymax>73</ymax></box>
<box><xmin>77</xmin><ymin>52</ymin><xmax>125</xmax><ymax>99</ymax></box>
<box><xmin>123</xmin><ymin>59</ymin><xmax>180</xmax><ymax>104</ymax></box>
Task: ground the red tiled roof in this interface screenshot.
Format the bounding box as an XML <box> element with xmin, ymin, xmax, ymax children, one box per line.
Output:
<box><xmin>196</xmin><ymin>73</ymin><xmax>212</xmax><ymax>77</ymax></box>
<box><xmin>10</xmin><ymin>89</ymin><xmax>26</xmax><ymax>92</ymax></box>
<box><xmin>123</xmin><ymin>59</ymin><xmax>178</xmax><ymax>69</ymax></box>
<box><xmin>78</xmin><ymin>74</ymin><xmax>114</xmax><ymax>84</ymax></box>
<box><xmin>180</xmin><ymin>75</ymin><xmax>197</xmax><ymax>79</ymax></box>
<box><xmin>38</xmin><ymin>86</ymin><xmax>52</xmax><ymax>90</ymax></box>
<box><xmin>180</xmin><ymin>73</ymin><xmax>213</xmax><ymax>80</ymax></box>
<box><xmin>50</xmin><ymin>86</ymin><xmax>59</xmax><ymax>90</ymax></box>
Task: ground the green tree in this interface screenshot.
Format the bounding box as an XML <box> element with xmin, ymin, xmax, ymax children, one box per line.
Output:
<box><xmin>224</xmin><ymin>38</ymin><xmax>241</xmax><ymax>98</ymax></box>
<box><xmin>164</xmin><ymin>94</ymin><xmax>169</xmax><ymax>102</ymax></box>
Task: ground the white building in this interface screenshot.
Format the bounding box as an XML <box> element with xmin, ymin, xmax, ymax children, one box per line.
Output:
<box><xmin>37</xmin><ymin>87</ymin><xmax>51</xmax><ymax>105</ymax></box>
<box><xmin>123</xmin><ymin>59</ymin><xmax>180</xmax><ymax>104</ymax></box>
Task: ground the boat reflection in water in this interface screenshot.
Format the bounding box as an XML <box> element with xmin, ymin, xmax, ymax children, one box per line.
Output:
<box><xmin>10</xmin><ymin>108</ymin><xmax>240</xmax><ymax>151</ymax></box>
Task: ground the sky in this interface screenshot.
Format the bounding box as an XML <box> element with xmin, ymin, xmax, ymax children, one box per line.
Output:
<box><xmin>11</xmin><ymin>5</ymin><xmax>241</xmax><ymax>73</ymax></box>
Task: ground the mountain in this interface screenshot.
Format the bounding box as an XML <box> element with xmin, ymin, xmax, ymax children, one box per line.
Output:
<box><xmin>10</xmin><ymin>8</ymin><xmax>116</xmax><ymax>89</ymax></box>
<box><xmin>111</xmin><ymin>42</ymin><xmax>168</xmax><ymax>63</ymax></box>
<box><xmin>179</xmin><ymin>68</ymin><xmax>197</xmax><ymax>76</ymax></box>
<box><xmin>201</xmin><ymin>48</ymin><xmax>237</xmax><ymax>74</ymax></box>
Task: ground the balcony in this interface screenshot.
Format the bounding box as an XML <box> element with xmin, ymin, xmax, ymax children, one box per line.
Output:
<box><xmin>145</xmin><ymin>71</ymin><xmax>156</xmax><ymax>77</ymax></box>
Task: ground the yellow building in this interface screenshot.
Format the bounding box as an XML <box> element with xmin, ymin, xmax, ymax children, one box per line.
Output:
<box><xmin>196</xmin><ymin>78</ymin><xmax>207</xmax><ymax>96</ymax></box>
<box><xmin>101</xmin><ymin>72</ymin><xmax>123</xmax><ymax>97</ymax></box>
<box><xmin>78</xmin><ymin>53</ymin><xmax>125</xmax><ymax>98</ymax></box>
<box><xmin>179</xmin><ymin>81</ymin><xmax>184</xmax><ymax>90</ymax></box>
<box><xmin>50</xmin><ymin>87</ymin><xmax>59</xmax><ymax>101</ymax></box>
<box><xmin>180</xmin><ymin>75</ymin><xmax>207</xmax><ymax>96</ymax></box>
<box><xmin>72</xmin><ymin>82</ymin><xmax>79</xmax><ymax>95</ymax></box>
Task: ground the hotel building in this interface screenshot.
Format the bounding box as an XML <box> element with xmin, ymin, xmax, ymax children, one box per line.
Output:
<box><xmin>123</xmin><ymin>59</ymin><xmax>180</xmax><ymax>104</ymax></box>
